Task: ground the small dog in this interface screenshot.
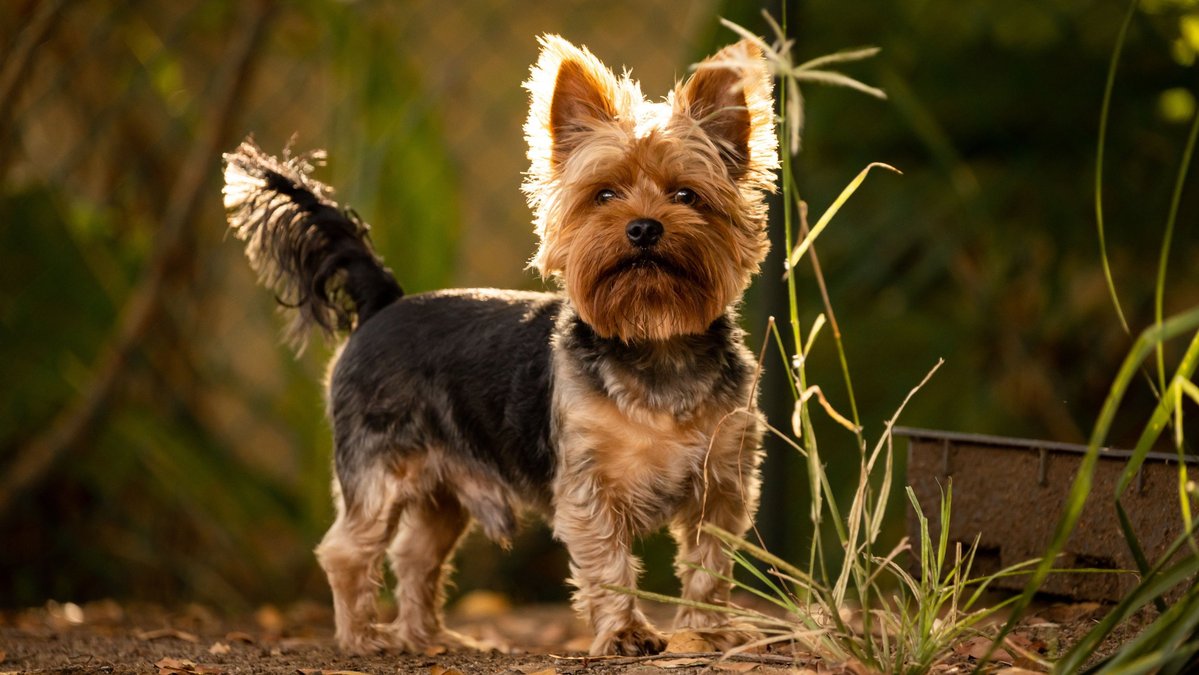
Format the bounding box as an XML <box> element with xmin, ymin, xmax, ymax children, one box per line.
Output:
<box><xmin>222</xmin><ymin>35</ymin><xmax>777</xmax><ymax>656</ymax></box>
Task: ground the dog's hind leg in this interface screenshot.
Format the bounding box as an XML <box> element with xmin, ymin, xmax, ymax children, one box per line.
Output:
<box><xmin>385</xmin><ymin>486</ymin><xmax>472</xmax><ymax>651</ymax></box>
<box><xmin>315</xmin><ymin>472</ymin><xmax>404</xmax><ymax>654</ymax></box>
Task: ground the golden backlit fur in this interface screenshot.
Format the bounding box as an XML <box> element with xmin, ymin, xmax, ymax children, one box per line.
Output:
<box><xmin>524</xmin><ymin>36</ymin><xmax>778</xmax><ymax>341</ymax></box>
<box><xmin>228</xmin><ymin>33</ymin><xmax>779</xmax><ymax>659</ymax></box>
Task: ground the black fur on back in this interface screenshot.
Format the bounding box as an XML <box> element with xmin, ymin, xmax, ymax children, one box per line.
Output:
<box><xmin>328</xmin><ymin>289</ymin><xmax>563</xmax><ymax>535</ymax></box>
<box><xmin>222</xmin><ymin>138</ymin><xmax>403</xmax><ymax>351</ymax></box>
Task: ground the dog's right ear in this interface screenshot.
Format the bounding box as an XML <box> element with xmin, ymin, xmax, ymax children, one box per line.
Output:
<box><xmin>525</xmin><ymin>35</ymin><xmax>622</xmax><ymax>171</ymax></box>
<box><xmin>674</xmin><ymin>40</ymin><xmax>776</xmax><ymax>182</ymax></box>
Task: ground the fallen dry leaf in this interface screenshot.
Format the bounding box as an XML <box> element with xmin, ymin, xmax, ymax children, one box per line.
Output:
<box><xmin>664</xmin><ymin>629</ymin><xmax>714</xmax><ymax>653</ymax></box>
<box><xmin>429</xmin><ymin>667</ymin><xmax>465</xmax><ymax>675</ymax></box>
<box><xmin>208</xmin><ymin>642</ymin><xmax>230</xmax><ymax>655</ymax></box>
<box><xmin>995</xmin><ymin>632</ymin><xmax>1048</xmax><ymax>670</ymax></box>
<box><xmin>423</xmin><ymin>644</ymin><xmax>448</xmax><ymax>657</ymax></box>
<box><xmin>155</xmin><ymin>657</ymin><xmax>226</xmax><ymax>675</ymax></box>
<box><xmin>519</xmin><ymin>669</ymin><xmax>558</xmax><ymax>675</ymax></box>
<box><xmin>156</xmin><ymin>657</ymin><xmax>194</xmax><ymax>673</ymax></box>
<box><xmin>138</xmin><ymin>628</ymin><xmax>201</xmax><ymax>643</ymax></box>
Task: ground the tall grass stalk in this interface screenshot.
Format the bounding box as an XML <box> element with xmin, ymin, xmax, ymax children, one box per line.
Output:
<box><xmin>694</xmin><ymin>5</ymin><xmax>1199</xmax><ymax>674</ymax></box>
<box><xmin>1094</xmin><ymin>0</ymin><xmax>1139</xmax><ymax>335</ymax></box>
<box><xmin>981</xmin><ymin>306</ymin><xmax>1199</xmax><ymax>673</ymax></box>
<box><xmin>1153</xmin><ymin>106</ymin><xmax>1199</xmax><ymax>393</ymax></box>
<box><xmin>617</xmin><ymin>12</ymin><xmax>1049</xmax><ymax>674</ymax></box>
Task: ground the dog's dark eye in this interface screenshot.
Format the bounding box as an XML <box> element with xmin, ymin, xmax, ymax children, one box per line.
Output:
<box><xmin>595</xmin><ymin>188</ymin><xmax>618</xmax><ymax>204</ymax></box>
<box><xmin>672</xmin><ymin>188</ymin><xmax>698</xmax><ymax>206</ymax></box>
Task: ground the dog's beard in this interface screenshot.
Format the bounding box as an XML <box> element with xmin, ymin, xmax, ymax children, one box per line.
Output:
<box><xmin>570</xmin><ymin>248</ymin><xmax>730</xmax><ymax>342</ymax></box>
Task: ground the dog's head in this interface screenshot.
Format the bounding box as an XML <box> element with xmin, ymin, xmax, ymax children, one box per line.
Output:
<box><xmin>523</xmin><ymin>36</ymin><xmax>778</xmax><ymax>342</ymax></box>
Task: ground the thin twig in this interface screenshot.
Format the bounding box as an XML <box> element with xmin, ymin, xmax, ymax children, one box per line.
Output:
<box><xmin>0</xmin><ymin>0</ymin><xmax>68</xmax><ymax>176</ymax></box>
<box><xmin>0</xmin><ymin>0</ymin><xmax>276</xmax><ymax>517</ymax></box>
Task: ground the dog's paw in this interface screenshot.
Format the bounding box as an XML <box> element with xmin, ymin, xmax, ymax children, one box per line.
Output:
<box><xmin>676</xmin><ymin>622</ymin><xmax>763</xmax><ymax>652</ymax></box>
<box><xmin>336</xmin><ymin>623</ymin><xmax>399</xmax><ymax>654</ymax></box>
<box><xmin>591</xmin><ymin>624</ymin><xmax>667</xmax><ymax>655</ymax></box>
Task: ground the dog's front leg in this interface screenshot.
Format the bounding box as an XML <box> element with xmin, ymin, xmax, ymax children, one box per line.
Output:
<box><xmin>670</xmin><ymin>447</ymin><xmax>763</xmax><ymax>650</ymax></box>
<box><xmin>553</xmin><ymin>472</ymin><xmax>666</xmax><ymax>656</ymax></box>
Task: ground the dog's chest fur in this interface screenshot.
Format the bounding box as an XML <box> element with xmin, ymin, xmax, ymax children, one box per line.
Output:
<box><xmin>552</xmin><ymin>314</ymin><xmax>755</xmax><ymax>531</ymax></box>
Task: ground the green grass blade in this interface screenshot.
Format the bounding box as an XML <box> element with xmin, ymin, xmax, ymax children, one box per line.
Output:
<box><xmin>1161</xmin><ymin>641</ymin><xmax>1199</xmax><ymax>675</ymax></box>
<box><xmin>703</xmin><ymin>523</ymin><xmax>819</xmax><ymax>587</ymax></box>
<box><xmin>1115</xmin><ymin>383</ymin><xmax>1177</xmax><ymax>497</ymax></box>
<box><xmin>1056</xmin><ymin>531</ymin><xmax>1199</xmax><ymax>673</ymax></box>
<box><xmin>791</xmin><ymin>69</ymin><xmax>887</xmax><ymax>100</ymax></box>
<box><xmin>725</xmin><ymin>550</ymin><xmax>805</xmax><ymax>615</ymax></box>
<box><xmin>1154</xmin><ymin>102</ymin><xmax>1199</xmax><ymax>390</ymax></box>
<box><xmin>785</xmin><ymin>163</ymin><xmax>901</xmax><ymax>272</ymax></box>
<box><xmin>1094</xmin><ymin>0</ymin><xmax>1138</xmax><ymax>334</ymax></box>
<box><xmin>1115</xmin><ymin>500</ymin><xmax>1166</xmax><ymax>614</ymax></box>
<box><xmin>1096</xmin><ymin>585</ymin><xmax>1199</xmax><ymax>674</ymax></box>
<box><xmin>795</xmin><ymin>46</ymin><xmax>882</xmax><ymax>71</ymax></box>
<box><xmin>983</xmin><ymin>305</ymin><xmax>1199</xmax><ymax>673</ymax></box>
<box><xmin>603</xmin><ymin>584</ymin><xmax>761</xmax><ymax>619</ymax></box>
<box><xmin>788</xmin><ymin>183</ymin><xmax>865</xmax><ymax>443</ymax></box>
<box><xmin>768</xmin><ymin>319</ymin><xmax>800</xmax><ymax>400</ymax></box>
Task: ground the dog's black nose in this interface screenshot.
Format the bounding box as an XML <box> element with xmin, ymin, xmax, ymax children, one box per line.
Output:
<box><xmin>626</xmin><ymin>218</ymin><xmax>663</xmax><ymax>248</ymax></box>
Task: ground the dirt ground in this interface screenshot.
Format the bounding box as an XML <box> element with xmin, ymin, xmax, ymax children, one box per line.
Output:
<box><xmin>0</xmin><ymin>595</ymin><xmax>1145</xmax><ymax>675</ymax></box>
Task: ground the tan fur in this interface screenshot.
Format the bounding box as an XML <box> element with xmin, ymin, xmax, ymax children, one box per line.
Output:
<box><xmin>524</xmin><ymin>36</ymin><xmax>778</xmax><ymax>342</ymax></box>
<box><xmin>550</xmin><ymin>347</ymin><xmax>763</xmax><ymax>654</ymax></box>
<box><xmin>313</xmin><ymin>34</ymin><xmax>776</xmax><ymax>657</ymax></box>
<box><xmin>315</xmin><ymin>451</ymin><xmax>517</xmax><ymax>654</ymax></box>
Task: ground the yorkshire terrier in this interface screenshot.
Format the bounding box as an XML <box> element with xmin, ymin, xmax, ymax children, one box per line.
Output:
<box><xmin>222</xmin><ymin>35</ymin><xmax>777</xmax><ymax>656</ymax></box>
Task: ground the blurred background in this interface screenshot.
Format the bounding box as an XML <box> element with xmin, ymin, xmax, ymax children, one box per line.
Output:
<box><xmin>2</xmin><ymin>0</ymin><xmax>1197</xmax><ymax>611</ymax></box>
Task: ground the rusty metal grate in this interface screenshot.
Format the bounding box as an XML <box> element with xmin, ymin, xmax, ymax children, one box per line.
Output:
<box><xmin>897</xmin><ymin>426</ymin><xmax>1199</xmax><ymax>601</ymax></box>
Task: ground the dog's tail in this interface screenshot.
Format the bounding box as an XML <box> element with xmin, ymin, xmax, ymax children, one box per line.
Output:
<box><xmin>222</xmin><ymin>138</ymin><xmax>402</xmax><ymax>351</ymax></box>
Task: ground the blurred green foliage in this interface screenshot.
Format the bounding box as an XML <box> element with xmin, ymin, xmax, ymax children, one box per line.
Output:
<box><xmin>1</xmin><ymin>0</ymin><xmax>1196</xmax><ymax>611</ymax></box>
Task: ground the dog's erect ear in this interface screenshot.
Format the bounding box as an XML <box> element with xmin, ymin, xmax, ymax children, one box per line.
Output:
<box><xmin>525</xmin><ymin>35</ymin><xmax>622</xmax><ymax>170</ymax></box>
<box><xmin>675</xmin><ymin>40</ymin><xmax>775</xmax><ymax>180</ymax></box>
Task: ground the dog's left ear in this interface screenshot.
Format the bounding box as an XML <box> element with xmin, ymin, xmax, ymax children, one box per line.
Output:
<box><xmin>525</xmin><ymin>35</ymin><xmax>625</xmax><ymax>172</ymax></box>
<box><xmin>675</xmin><ymin>40</ymin><xmax>775</xmax><ymax>180</ymax></box>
